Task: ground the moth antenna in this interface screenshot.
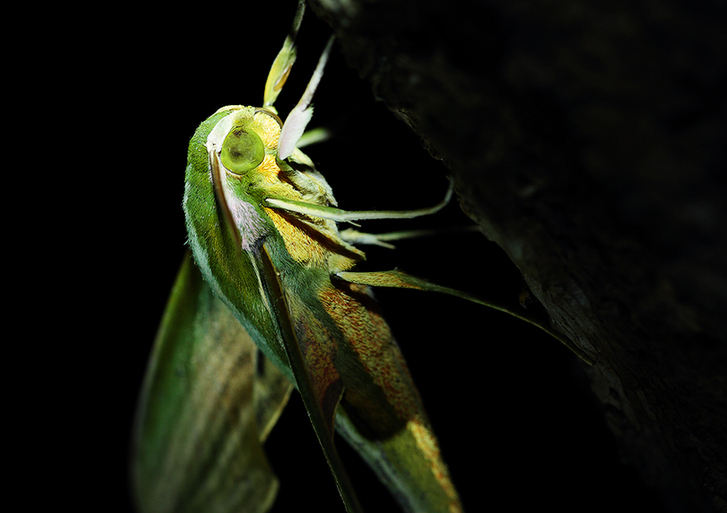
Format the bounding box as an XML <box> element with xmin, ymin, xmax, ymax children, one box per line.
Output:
<box><xmin>263</xmin><ymin>0</ymin><xmax>306</xmax><ymax>108</ymax></box>
<box><xmin>278</xmin><ymin>36</ymin><xmax>334</xmax><ymax>160</ymax></box>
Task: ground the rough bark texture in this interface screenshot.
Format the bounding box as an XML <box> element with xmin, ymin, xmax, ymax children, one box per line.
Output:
<box><xmin>309</xmin><ymin>1</ymin><xmax>727</xmax><ymax>511</ymax></box>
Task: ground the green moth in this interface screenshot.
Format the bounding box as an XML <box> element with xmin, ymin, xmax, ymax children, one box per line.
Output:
<box><xmin>132</xmin><ymin>3</ymin><xmax>594</xmax><ymax>513</ymax></box>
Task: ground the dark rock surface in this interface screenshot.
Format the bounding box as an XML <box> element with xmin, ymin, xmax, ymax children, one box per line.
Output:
<box><xmin>309</xmin><ymin>1</ymin><xmax>727</xmax><ymax>511</ymax></box>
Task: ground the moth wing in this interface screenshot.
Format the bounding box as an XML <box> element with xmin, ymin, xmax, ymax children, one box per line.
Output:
<box><xmin>133</xmin><ymin>254</ymin><xmax>291</xmax><ymax>513</ymax></box>
<box><xmin>254</xmin><ymin>347</ymin><xmax>294</xmax><ymax>441</ymax></box>
<box><xmin>307</xmin><ymin>279</ymin><xmax>464</xmax><ymax>513</ymax></box>
<box><xmin>255</xmin><ymin>244</ymin><xmax>365</xmax><ymax>513</ymax></box>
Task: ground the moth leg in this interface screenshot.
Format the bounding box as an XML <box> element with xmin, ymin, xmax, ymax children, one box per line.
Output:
<box><xmin>263</xmin><ymin>0</ymin><xmax>306</xmax><ymax>109</ymax></box>
<box><xmin>264</xmin><ymin>178</ymin><xmax>453</xmax><ymax>223</ymax></box>
<box><xmin>334</xmin><ymin>269</ymin><xmax>597</xmax><ymax>365</ymax></box>
<box><xmin>340</xmin><ymin>225</ymin><xmax>480</xmax><ymax>249</ymax></box>
<box><xmin>338</xmin><ymin>229</ymin><xmax>398</xmax><ymax>249</ymax></box>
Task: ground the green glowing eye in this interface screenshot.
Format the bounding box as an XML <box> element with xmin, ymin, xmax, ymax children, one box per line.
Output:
<box><xmin>220</xmin><ymin>127</ymin><xmax>265</xmax><ymax>174</ymax></box>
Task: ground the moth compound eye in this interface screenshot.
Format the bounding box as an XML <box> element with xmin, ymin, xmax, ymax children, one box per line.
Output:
<box><xmin>220</xmin><ymin>127</ymin><xmax>265</xmax><ymax>174</ymax></box>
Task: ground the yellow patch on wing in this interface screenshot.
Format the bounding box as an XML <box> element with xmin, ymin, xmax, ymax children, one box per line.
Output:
<box><xmin>407</xmin><ymin>418</ymin><xmax>462</xmax><ymax>513</ymax></box>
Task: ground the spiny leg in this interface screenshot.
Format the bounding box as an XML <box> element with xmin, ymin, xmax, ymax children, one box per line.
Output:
<box><xmin>334</xmin><ymin>269</ymin><xmax>597</xmax><ymax>365</ymax></box>
<box><xmin>339</xmin><ymin>225</ymin><xmax>480</xmax><ymax>249</ymax></box>
<box><xmin>264</xmin><ymin>178</ymin><xmax>453</xmax><ymax>223</ymax></box>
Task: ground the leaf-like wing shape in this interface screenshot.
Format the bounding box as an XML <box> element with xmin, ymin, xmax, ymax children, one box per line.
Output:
<box><xmin>256</xmin><ymin>244</ymin><xmax>365</xmax><ymax>513</ymax></box>
<box><xmin>253</xmin><ymin>203</ymin><xmax>466</xmax><ymax>512</ymax></box>
<box><xmin>254</xmin><ymin>348</ymin><xmax>294</xmax><ymax>442</ymax></box>
<box><xmin>133</xmin><ymin>253</ymin><xmax>291</xmax><ymax>513</ymax></box>
<box><xmin>309</xmin><ymin>279</ymin><xmax>464</xmax><ymax>513</ymax></box>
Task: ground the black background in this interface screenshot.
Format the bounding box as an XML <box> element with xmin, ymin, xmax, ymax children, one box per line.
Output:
<box><xmin>63</xmin><ymin>2</ymin><xmax>669</xmax><ymax>512</ymax></box>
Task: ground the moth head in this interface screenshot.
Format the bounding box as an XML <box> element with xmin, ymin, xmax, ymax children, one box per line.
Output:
<box><xmin>206</xmin><ymin>106</ymin><xmax>283</xmax><ymax>176</ymax></box>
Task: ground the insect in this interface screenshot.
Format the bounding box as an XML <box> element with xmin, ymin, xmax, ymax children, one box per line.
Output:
<box><xmin>132</xmin><ymin>3</ymin><xmax>594</xmax><ymax>512</ymax></box>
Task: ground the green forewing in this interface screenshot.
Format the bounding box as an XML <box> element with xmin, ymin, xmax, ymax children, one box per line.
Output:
<box><xmin>133</xmin><ymin>254</ymin><xmax>291</xmax><ymax>513</ymax></box>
